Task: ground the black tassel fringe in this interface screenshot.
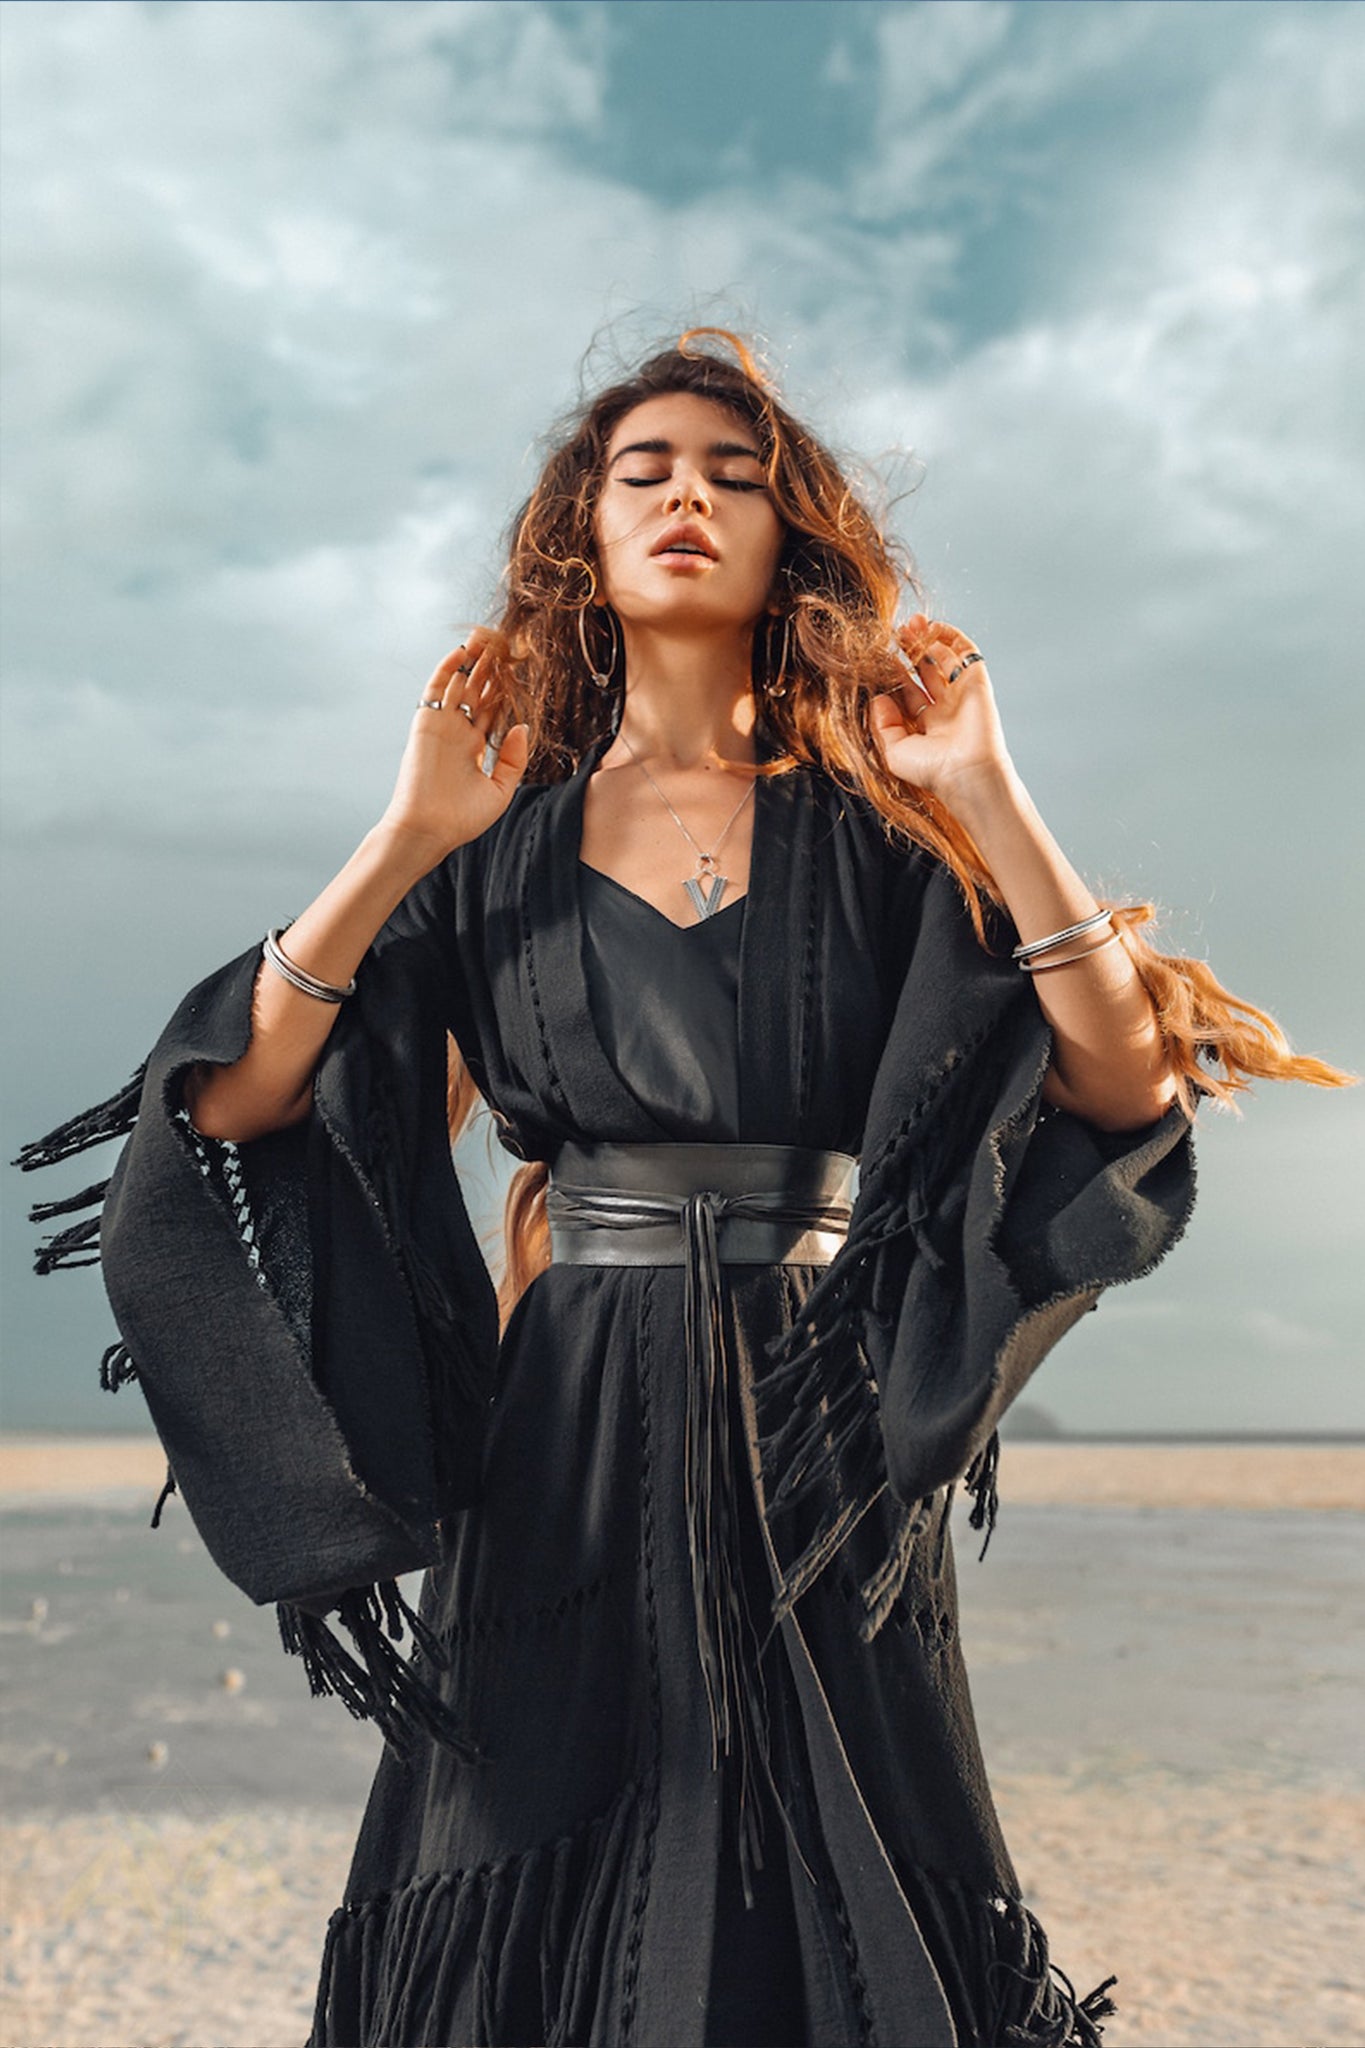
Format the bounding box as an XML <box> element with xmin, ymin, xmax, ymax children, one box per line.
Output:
<box><xmin>309</xmin><ymin>1779</ymin><xmax>639</xmax><ymax>2047</ymax></box>
<box><xmin>898</xmin><ymin>1860</ymin><xmax>1119</xmax><ymax>2047</ymax></box>
<box><xmin>100</xmin><ymin>1341</ymin><xmax>138</xmax><ymax>1391</ymax></box>
<box><xmin>964</xmin><ymin>1428</ymin><xmax>1002</xmax><ymax>1561</ymax></box>
<box><xmin>17</xmin><ymin>1068</ymin><xmax>146</xmax><ymax>1274</ymax></box>
<box><xmin>27</xmin><ymin>1177</ymin><xmax>112</xmax><ymax>1273</ymax></box>
<box><xmin>149</xmin><ymin>1465</ymin><xmax>177</xmax><ymax>1527</ymax></box>
<box><xmin>756</xmin><ymin>1044</ymin><xmax>1015</xmax><ymax>1631</ymax></box>
<box><xmin>277</xmin><ymin>1580</ymin><xmax>482</xmax><ymax>1764</ymax></box>
<box><xmin>14</xmin><ymin>1065</ymin><xmax>147</xmax><ymax>1172</ymax></box>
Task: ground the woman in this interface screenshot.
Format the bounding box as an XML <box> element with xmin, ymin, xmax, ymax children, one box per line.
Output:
<box><xmin>21</xmin><ymin>330</ymin><xmax>1351</xmax><ymax>2048</ymax></box>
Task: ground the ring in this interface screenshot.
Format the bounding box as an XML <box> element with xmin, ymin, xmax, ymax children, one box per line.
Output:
<box><xmin>418</xmin><ymin>699</ymin><xmax>444</xmax><ymax>710</ymax></box>
<box><xmin>458</xmin><ymin>702</ymin><xmax>475</xmax><ymax>722</ymax></box>
<box><xmin>947</xmin><ymin>652</ymin><xmax>985</xmax><ymax>684</ymax></box>
<box><xmin>455</xmin><ymin>663</ymin><xmax>475</xmax><ymax>676</ymax></box>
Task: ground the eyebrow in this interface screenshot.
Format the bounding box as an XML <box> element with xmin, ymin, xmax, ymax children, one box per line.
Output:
<box><xmin>606</xmin><ymin>437</ymin><xmax>764</xmax><ymax>468</ymax></box>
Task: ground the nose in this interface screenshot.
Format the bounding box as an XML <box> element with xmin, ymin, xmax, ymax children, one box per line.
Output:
<box><xmin>665</xmin><ymin>468</ymin><xmax>713</xmax><ymax>517</ymax></box>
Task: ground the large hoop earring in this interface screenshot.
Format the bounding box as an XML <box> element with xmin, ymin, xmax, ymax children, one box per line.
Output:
<box><xmin>765</xmin><ymin>611</ymin><xmax>792</xmax><ymax>699</ymax></box>
<box><xmin>576</xmin><ymin>603</ymin><xmax>621</xmax><ymax>691</ymax></box>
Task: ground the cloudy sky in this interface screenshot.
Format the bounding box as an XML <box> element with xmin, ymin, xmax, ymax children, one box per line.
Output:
<box><xmin>2</xmin><ymin>0</ymin><xmax>1361</xmax><ymax>1434</ymax></box>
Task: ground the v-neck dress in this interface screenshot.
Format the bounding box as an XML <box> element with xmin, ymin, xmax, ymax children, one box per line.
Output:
<box><xmin>578</xmin><ymin>863</ymin><xmax>808</xmax><ymax>2045</ymax></box>
<box><xmin>577</xmin><ymin>862</ymin><xmax>744</xmax><ymax>1142</ymax></box>
<box><xmin>63</xmin><ymin>734</ymin><xmax>1200</xmax><ymax>2048</ymax></box>
<box><xmin>297</xmin><ymin>749</ymin><xmax>1181</xmax><ymax>2048</ymax></box>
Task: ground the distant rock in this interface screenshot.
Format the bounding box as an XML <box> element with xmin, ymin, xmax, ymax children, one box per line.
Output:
<box><xmin>999</xmin><ymin>1402</ymin><xmax>1065</xmax><ymax>1442</ymax></box>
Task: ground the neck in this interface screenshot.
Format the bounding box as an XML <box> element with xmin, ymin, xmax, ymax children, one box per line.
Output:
<box><xmin>612</xmin><ymin>621</ymin><xmax>758</xmax><ymax>768</ymax></box>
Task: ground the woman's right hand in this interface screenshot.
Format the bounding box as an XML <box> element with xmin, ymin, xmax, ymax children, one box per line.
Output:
<box><xmin>379</xmin><ymin>628</ymin><xmax>530</xmax><ymax>866</ymax></box>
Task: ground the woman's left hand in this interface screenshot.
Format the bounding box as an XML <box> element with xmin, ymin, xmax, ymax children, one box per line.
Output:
<box><xmin>870</xmin><ymin>614</ymin><xmax>1014</xmax><ymax>808</ymax></box>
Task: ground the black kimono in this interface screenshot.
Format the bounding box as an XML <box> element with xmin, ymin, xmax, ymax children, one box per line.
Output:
<box><xmin>25</xmin><ymin>742</ymin><xmax>1201</xmax><ymax>2047</ymax></box>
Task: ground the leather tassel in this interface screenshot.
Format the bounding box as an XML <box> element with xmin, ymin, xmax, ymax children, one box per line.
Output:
<box><xmin>680</xmin><ymin>1191</ymin><xmax>771</xmax><ymax>1908</ymax></box>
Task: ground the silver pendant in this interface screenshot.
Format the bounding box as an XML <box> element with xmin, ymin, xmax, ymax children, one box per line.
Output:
<box><xmin>684</xmin><ymin>870</ymin><xmax>729</xmax><ymax>920</ymax></box>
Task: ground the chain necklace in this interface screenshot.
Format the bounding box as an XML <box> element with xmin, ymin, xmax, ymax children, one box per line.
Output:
<box><xmin>616</xmin><ymin>730</ymin><xmax>756</xmax><ymax>921</ymax></box>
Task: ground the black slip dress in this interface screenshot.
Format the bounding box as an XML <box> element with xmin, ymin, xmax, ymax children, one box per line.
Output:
<box><xmin>579</xmin><ymin>862</ymin><xmax>807</xmax><ymax>2048</ymax></box>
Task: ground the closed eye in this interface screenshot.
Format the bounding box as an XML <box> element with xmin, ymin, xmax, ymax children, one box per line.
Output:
<box><xmin>619</xmin><ymin>476</ymin><xmax>766</xmax><ymax>491</ymax></box>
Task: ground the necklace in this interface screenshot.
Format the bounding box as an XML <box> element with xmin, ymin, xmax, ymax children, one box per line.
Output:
<box><xmin>616</xmin><ymin>731</ymin><xmax>756</xmax><ymax>921</ymax></box>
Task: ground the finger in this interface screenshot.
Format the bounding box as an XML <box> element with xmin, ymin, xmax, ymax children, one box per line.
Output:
<box><xmin>923</xmin><ymin>637</ymin><xmax>960</xmax><ymax>676</ymax></box>
<box><xmin>895</xmin><ymin>627</ymin><xmax>939</xmax><ymax>689</ymax></box>
<box><xmin>418</xmin><ymin>647</ymin><xmax>479</xmax><ymax>714</ymax></box>
<box><xmin>901</xmin><ymin>647</ymin><xmax>941</xmax><ymax>704</ymax></box>
<box><xmin>925</xmin><ymin>620</ymin><xmax>978</xmax><ymax>662</ymax></box>
<box><xmin>486</xmin><ymin>722</ymin><xmax>529</xmax><ymax>795</ymax></box>
<box><xmin>896</xmin><ymin>638</ymin><xmax>941</xmax><ymax>704</ymax></box>
<box><xmin>461</xmin><ymin>653</ymin><xmax>504</xmax><ymax>731</ymax></box>
<box><xmin>869</xmin><ymin>691</ymin><xmax>918</xmax><ymax>749</ymax></box>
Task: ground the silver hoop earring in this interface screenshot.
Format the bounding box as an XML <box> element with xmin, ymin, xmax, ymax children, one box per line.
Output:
<box><xmin>766</xmin><ymin>611</ymin><xmax>792</xmax><ymax>699</ymax></box>
<box><xmin>576</xmin><ymin>604</ymin><xmax>621</xmax><ymax>691</ymax></box>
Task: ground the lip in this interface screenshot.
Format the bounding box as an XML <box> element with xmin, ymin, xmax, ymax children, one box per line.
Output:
<box><xmin>651</xmin><ymin>522</ymin><xmax>718</xmax><ymax>562</ymax></box>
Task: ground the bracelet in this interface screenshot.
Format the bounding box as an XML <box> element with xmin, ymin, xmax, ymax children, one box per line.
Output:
<box><xmin>1018</xmin><ymin>929</ymin><xmax>1123</xmax><ymax>974</ymax></box>
<box><xmin>1013</xmin><ymin>908</ymin><xmax>1114</xmax><ymax>963</ymax></box>
<box><xmin>262</xmin><ymin>927</ymin><xmax>356</xmax><ymax>1004</ymax></box>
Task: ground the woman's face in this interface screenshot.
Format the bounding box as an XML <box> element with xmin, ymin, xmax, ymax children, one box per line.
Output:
<box><xmin>592</xmin><ymin>391</ymin><xmax>785</xmax><ymax>636</ymax></box>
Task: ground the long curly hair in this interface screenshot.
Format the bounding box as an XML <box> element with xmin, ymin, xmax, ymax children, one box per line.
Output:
<box><xmin>446</xmin><ymin>328</ymin><xmax>1355</xmax><ymax>1318</ymax></box>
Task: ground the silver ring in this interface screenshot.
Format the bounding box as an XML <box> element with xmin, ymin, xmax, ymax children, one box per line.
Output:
<box><xmin>419</xmin><ymin>698</ymin><xmax>444</xmax><ymax>710</ymax></box>
<box><xmin>947</xmin><ymin>652</ymin><xmax>984</xmax><ymax>683</ymax></box>
<box><xmin>459</xmin><ymin>702</ymin><xmax>475</xmax><ymax>722</ymax></box>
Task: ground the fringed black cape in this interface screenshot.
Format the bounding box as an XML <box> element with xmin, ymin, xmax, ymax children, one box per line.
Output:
<box><xmin>21</xmin><ymin>747</ymin><xmax>1201</xmax><ymax>2046</ymax></box>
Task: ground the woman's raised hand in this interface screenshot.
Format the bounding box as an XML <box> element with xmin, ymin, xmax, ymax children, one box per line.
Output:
<box><xmin>870</xmin><ymin>615</ymin><xmax>1013</xmax><ymax>809</ymax></box>
<box><xmin>380</xmin><ymin>627</ymin><xmax>530</xmax><ymax>864</ymax></box>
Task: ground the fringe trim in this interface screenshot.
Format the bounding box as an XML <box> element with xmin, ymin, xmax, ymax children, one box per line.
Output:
<box><xmin>100</xmin><ymin>1341</ymin><xmax>138</xmax><ymax>1391</ymax></box>
<box><xmin>309</xmin><ymin>1779</ymin><xmax>639</xmax><ymax>2047</ymax></box>
<box><xmin>964</xmin><ymin>1428</ymin><xmax>1002</xmax><ymax>1561</ymax></box>
<box><xmin>757</xmin><ymin>1039</ymin><xmax>1013</xmax><ymax>1633</ymax></box>
<box><xmin>277</xmin><ymin>1580</ymin><xmax>482</xmax><ymax>1765</ymax></box>
<box><xmin>12</xmin><ymin>1064</ymin><xmax>147</xmax><ymax>1173</ymax></box>
<box><xmin>899</xmin><ymin>1861</ymin><xmax>1118</xmax><ymax>2048</ymax></box>
<box><xmin>17</xmin><ymin>1076</ymin><xmax>150</xmax><ymax>1385</ymax></box>
<box><xmin>28</xmin><ymin>1179</ymin><xmax>111</xmax><ymax>1273</ymax></box>
<box><xmin>149</xmin><ymin>1465</ymin><xmax>177</xmax><ymax>1527</ymax></box>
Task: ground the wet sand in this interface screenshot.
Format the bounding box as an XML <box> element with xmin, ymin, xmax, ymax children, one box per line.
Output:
<box><xmin>2</xmin><ymin>1439</ymin><xmax>1361</xmax><ymax>2046</ymax></box>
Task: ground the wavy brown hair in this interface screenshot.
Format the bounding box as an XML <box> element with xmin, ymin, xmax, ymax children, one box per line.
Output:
<box><xmin>445</xmin><ymin>327</ymin><xmax>1355</xmax><ymax>1320</ymax></box>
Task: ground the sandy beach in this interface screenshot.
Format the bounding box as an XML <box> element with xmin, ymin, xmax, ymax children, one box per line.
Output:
<box><xmin>5</xmin><ymin>1431</ymin><xmax>1363</xmax><ymax>1508</ymax></box>
<box><xmin>2</xmin><ymin>1437</ymin><xmax>1361</xmax><ymax>2047</ymax></box>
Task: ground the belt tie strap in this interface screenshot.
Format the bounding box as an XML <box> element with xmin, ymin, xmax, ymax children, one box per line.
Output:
<box><xmin>546</xmin><ymin>1141</ymin><xmax>855</xmax><ymax>1907</ymax></box>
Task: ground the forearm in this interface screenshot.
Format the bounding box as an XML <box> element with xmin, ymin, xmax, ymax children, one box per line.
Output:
<box><xmin>948</xmin><ymin>760</ymin><xmax>1178</xmax><ymax>1132</ymax></box>
<box><xmin>184</xmin><ymin>822</ymin><xmax>447</xmax><ymax>1143</ymax></box>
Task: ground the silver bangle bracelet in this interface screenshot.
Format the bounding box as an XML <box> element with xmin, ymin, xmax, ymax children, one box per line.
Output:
<box><xmin>1018</xmin><ymin>928</ymin><xmax>1123</xmax><ymax>973</ymax></box>
<box><xmin>262</xmin><ymin>927</ymin><xmax>356</xmax><ymax>1004</ymax></box>
<box><xmin>1013</xmin><ymin>908</ymin><xmax>1114</xmax><ymax>963</ymax></box>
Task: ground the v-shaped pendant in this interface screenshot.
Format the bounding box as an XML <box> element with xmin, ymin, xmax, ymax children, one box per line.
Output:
<box><xmin>683</xmin><ymin>870</ymin><xmax>729</xmax><ymax>920</ymax></box>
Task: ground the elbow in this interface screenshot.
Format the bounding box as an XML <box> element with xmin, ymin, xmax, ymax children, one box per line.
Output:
<box><xmin>1041</xmin><ymin>1059</ymin><xmax>1182</xmax><ymax>1134</ymax></box>
<box><xmin>180</xmin><ymin>1063</ymin><xmax>313</xmax><ymax>1145</ymax></box>
<box><xmin>1083</xmin><ymin>1085</ymin><xmax>1181</xmax><ymax>1134</ymax></box>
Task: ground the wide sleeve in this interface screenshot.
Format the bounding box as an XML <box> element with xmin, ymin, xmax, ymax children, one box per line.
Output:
<box><xmin>16</xmin><ymin>856</ymin><xmax>499</xmax><ymax>1756</ymax></box>
<box><xmin>758</xmin><ymin>853</ymin><xmax>1202</xmax><ymax>1632</ymax></box>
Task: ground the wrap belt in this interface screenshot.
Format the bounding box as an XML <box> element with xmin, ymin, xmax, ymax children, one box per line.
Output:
<box><xmin>547</xmin><ymin>1140</ymin><xmax>856</xmax><ymax>1903</ymax></box>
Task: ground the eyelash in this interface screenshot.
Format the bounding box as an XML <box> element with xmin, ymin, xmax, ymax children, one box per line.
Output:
<box><xmin>618</xmin><ymin>477</ymin><xmax>766</xmax><ymax>492</ymax></box>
